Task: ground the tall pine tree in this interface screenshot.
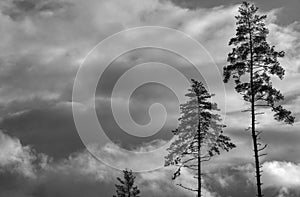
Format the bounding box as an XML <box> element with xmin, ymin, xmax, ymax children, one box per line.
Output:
<box><xmin>113</xmin><ymin>169</ymin><xmax>140</xmax><ymax>197</ymax></box>
<box><xmin>165</xmin><ymin>79</ymin><xmax>235</xmax><ymax>197</ymax></box>
<box><xmin>223</xmin><ymin>2</ymin><xmax>295</xmax><ymax>197</ymax></box>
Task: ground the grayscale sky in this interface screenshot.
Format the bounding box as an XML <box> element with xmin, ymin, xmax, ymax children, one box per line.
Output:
<box><xmin>0</xmin><ymin>0</ymin><xmax>300</xmax><ymax>196</ymax></box>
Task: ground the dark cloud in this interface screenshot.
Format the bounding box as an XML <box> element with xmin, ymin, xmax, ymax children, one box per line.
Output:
<box><xmin>1</xmin><ymin>0</ymin><xmax>71</xmax><ymax>20</ymax></box>
<box><xmin>0</xmin><ymin>104</ymin><xmax>84</xmax><ymax>160</ymax></box>
<box><xmin>166</xmin><ymin>0</ymin><xmax>300</xmax><ymax>25</ymax></box>
<box><xmin>280</xmin><ymin>90</ymin><xmax>300</xmax><ymax>105</ymax></box>
<box><xmin>93</xmin><ymin>47</ymin><xmax>204</xmax><ymax>150</ymax></box>
<box><xmin>228</xmin><ymin>126</ymin><xmax>300</xmax><ymax>163</ymax></box>
<box><xmin>166</xmin><ymin>0</ymin><xmax>239</xmax><ymax>10</ymax></box>
<box><xmin>205</xmin><ymin>164</ymin><xmax>256</xmax><ymax>197</ymax></box>
<box><xmin>95</xmin><ymin>47</ymin><xmax>204</xmax><ymax>97</ymax></box>
<box><xmin>31</xmin><ymin>172</ymin><xmax>114</xmax><ymax>197</ymax></box>
<box><xmin>0</xmin><ymin>168</ymin><xmax>191</xmax><ymax>197</ymax></box>
<box><xmin>0</xmin><ymin>171</ymin><xmax>36</xmax><ymax>197</ymax></box>
<box><xmin>0</xmin><ymin>96</ymin><xmax>57</xmax><ymax>117</ymax></box>
<box><xmin>0</xmin><ymin>160</ymin><xmax>114</xmax><ymax>197</ymax></box>
<box><xmin>95</xmin><ymin>96</ymin><xmax>176</xmax><ymax>150</ymax></box>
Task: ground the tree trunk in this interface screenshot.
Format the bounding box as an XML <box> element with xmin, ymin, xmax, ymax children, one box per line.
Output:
<box><xmin>249</xmin><ymin>21</ymin><xmax>263</xmax><ymax>197</ymax></box>
<box><xmin>197</xmin><ymin>96</ymin><xmax>201</xmax><ymax>197</ymax></box>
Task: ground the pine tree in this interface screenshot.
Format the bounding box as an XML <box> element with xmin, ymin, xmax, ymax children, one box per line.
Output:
<box><xmin>113</xmin><ymin>169</ymin><xmax>140</xmax><ymax>197</ymax></box>
<box><xmin>223</xmin><ymin>2</ymin><xmax>295</xmax><ymax>197</ymax></box>
<box><xmin>165</xmin><ymin>79</ymin><xmax>235</xmax><ymax>197</ymax></box>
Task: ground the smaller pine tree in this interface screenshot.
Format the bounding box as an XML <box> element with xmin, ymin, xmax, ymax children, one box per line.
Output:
<box><xmin>113</xmin><ymin>169</ymin><xmax>140</xmax><ymax>197</ymax></box>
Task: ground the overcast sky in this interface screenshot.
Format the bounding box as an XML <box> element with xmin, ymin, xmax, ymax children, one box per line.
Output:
<box><xmin>0</xmin><ymin>0</ymin><xmax>300</xmax><ymax>197</ymax></box>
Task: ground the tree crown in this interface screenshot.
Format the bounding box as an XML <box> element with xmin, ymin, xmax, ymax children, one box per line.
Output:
<box><xmin>165</xmin><ymin>79</ymin><xmax>235</xmax><ymax>179</ymax></box>
<box><xmin>223</xmin><ymin>1</ymin><xmax>294</xmax><ymax>124</ymax></box>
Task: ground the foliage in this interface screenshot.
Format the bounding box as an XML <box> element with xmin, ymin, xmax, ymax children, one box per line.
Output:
<box><xmin>224</xmin><ymin>1</ymin><xmax>294</xmax><ymax>124</ymax></box>
<box><xmin>113</xmin><ymin>169</ymin><xmax>140</xmax><ymax>197</ymax></box>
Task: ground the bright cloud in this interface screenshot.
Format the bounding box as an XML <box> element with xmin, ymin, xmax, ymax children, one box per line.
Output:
<box><xmin>263</xmin><ymin>161</ymin><xmax>300</xmax><ymax>188</ymax></box>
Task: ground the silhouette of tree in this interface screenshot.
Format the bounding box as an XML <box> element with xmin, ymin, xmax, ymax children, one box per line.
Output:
<box><xmin>165</xmin><ymin>79</ymin><xmax>235</xmax><ymax>197</ymax></box>
<box><xmin>223</xmin><ymin>2</ymin><xmax>295</xmax><ymax>197</ymax></box>
<box><xmin>113</xmin><ymin>169</ymin><xmax>140</xmax><ymax>197</ymax></box>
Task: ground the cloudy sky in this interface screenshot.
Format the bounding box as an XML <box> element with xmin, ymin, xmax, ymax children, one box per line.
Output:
<box><xmin>0</xmin><ymin>0</ymin><xmax>300</xmax><ymax>196</ymax></box>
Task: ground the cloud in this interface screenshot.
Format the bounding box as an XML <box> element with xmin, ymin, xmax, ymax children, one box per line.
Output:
<box><xmin>2</xmin><ymin>129</ymin><xmax>300</xmax><ymax>197</ymax></box>
<box><xmin>1</xmin><ymin>0</ymin><xmax>71</xmax><ymax>20</ymax></box>
<box><xmin>263</xmin><ymin>161</ymin><xmax>300</xmax><ymax>188</ymax></box>
<box><xmin>0</xmin><ymin>130</ymin><xmax>195</xmax><ymax>196</ymax></box>
<box><xmin>206</xmin><ymin>122</ymin><xmax>299</xmax><ymax>170</ymax></box>
<box><xmin>0</xmin><ymin>130</ymin><xmax>48</xmax><ymax>178</ymax></box>
<box><xmin>0</xmin><ymin>103</ymin><xmax>84</xmax><ymax>160</ymax></box>
<box><xmin>203</xmin><ymin>161</ymin><xmax>300</xmax><ymax>197</ymax></box>
<box><xmin>0</xmin><ymin>136</ymin><xmax>116</xmax><ymax>196</ymax></box>
<box><xmin>268</xmin><ymin>21</ymin><xmax>300</xmax><ymax>74</ymax></box>
<box><xmin>0</xmin><ymin>0</ymin><xmax>297</xmax><ymax>133</ymax></box>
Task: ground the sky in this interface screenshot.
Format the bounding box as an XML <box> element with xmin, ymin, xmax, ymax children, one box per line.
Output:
<box><xmin>0</xmin><ymin>0</ymin><xmax>300</xmax><ymax>196</ymax></box>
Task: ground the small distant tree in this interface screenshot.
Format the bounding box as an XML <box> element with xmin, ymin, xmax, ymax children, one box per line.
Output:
<box><xmin>113</xmin><ymin>169</ymin><xmax>140</xmax><ymax>197</ymax></box>
<box><xmin>223</xmin><ymin>2</ymin><xmax>295</xmax><ymax>197</ymax></box>
<box><xmin>165</xmin><ymin>79</ymin><xmax>235</xmax><ymax>197</ymax></box>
